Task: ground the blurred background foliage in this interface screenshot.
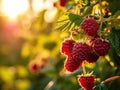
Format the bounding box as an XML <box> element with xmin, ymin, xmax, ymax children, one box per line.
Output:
<box><xmin>0</xmin><ymin>0</ymin><xmax>120</xmax><ymax>90</ymax></box>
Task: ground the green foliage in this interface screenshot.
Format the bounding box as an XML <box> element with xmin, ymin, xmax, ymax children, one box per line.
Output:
<box><xmin>109</xmin><ymin>0</ymin><xmax>120</xmax><ymax>14</ymax></box>
<box><xmin>1</xmin><ymin>0</ymin><xmax>120</xmax><ymax>90</ymax></box>
<box><xmin>69</xmin><ymin>13</ymin><xmax>83</xmax><ymax>26</ymax></box>
<box><xmin>108</xmin><ymin>28</ymin><xmax>120</xmax><ymax>54</ymax></box>
<box><xmin>55</xmin><ymin>13</ymin><xmax>83</xmax><ymax>31</ymax></box>
<box><xmin>108</xmin><ymin>48</ymin><xmax>120</xmax><ymax>67</ymax></box>
<box><xmin>43</xmin><ymin>41</ymin><xmax>57</xmax><ymax>51</ymax></box>
<box><xmin>94</xmin><ymin>82</ymin><xmax>108</xmax><ymax>90</ymax></box>
<box><xmin>107</xmin><ymin>11</ymin><xmax>120</xmax><ymax>29</ymax></box>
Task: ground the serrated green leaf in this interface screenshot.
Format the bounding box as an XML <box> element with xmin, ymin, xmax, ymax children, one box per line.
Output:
<box><xmin>55</xmin><ymin>13</ymin><xmax>83</xmax><ymax>31</ymax></box>
<box><xmin>55</xmin><ymin>21</ymin><xmax>70</xmax><ymax>31</ymax></box>
<box><xmin>69</xmin><ymin>13</ymin><xmax>83</xmax><ymax>26</ymax></box>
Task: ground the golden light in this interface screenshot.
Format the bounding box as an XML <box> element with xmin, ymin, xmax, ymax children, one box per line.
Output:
<box><xmin>32</xmin><ymin>0</ymin><xmax>44</xmax><ymax>13</ymax></box>
<box><xmin>2</xmin><ymin>0</ymin><xmax>29</xmax><ymax>19</ymax></box>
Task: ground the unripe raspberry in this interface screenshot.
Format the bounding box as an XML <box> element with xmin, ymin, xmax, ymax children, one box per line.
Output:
<box><xmin>72</xmin><ymin>43</ymin><xmax>92</xmax><ymax>62</ymax></box>
<box><xmin>78</xmin><ymin>76</ymin><xmax>95</xmax><ymax>90</ymax></box>
<box><xmin>86</xmin><ymin>52</ymin><xmax>99</xmax><ymax>63</ymax></box>
<box><xmin>61</xmin><ymin>39</ymin><xmax>75</xmax><ymax>56</ymax></box>
<box><xmin>92</xmin><ymin>39</ymin><xmax>110</xmax><ymax>56</ymax></box>
<box><xmin>81</xmin><ymin>18</ymin><xmax>99</xmax><ymax>36</ymax></box>
<box><xmin>64</xmin><ymin>56</ymin><xmax>82</xmax><ymax>72</ymax></box>
<box><xmin>29</xmin><ymin>61</ymin><xmax>43</xmax><ymax>73</ymax></box>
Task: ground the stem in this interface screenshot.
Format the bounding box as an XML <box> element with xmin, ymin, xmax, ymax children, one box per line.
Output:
<box><xmin>102</xmin><ymin>76</ymin><xmax>120</xmax><ymax>84</ymax></box>
<box><xmin>99</xmin><ymin>0</ymin><xmax>103</xmax><ymax>37</ymax></box>
<box><xmin>82</xmin><ymin>61</ymin><xmax>86</xmax><ymax>75</ymax></box>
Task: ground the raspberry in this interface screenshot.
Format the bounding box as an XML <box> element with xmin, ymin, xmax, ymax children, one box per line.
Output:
<box><xmin>92</xmin><ymin>39</ymin><xmax>110</xmax><ymax>56</ymax></box>
<box><xmin>29</xmin><ymin>61</ymin><xmax>41</xmax><ymax>73</ymax></box>
<box><xmin>59</xmin><ymin>0</ymin><xmax>66</xmax><ymax>7</ymax></box>
<box><xmin>81</xmin><ymin>18</ymin><xmax>99</xmax><ymax>36</ymax></box>
<box><xmin>78</xmin><ymin>76</ymin><xmax>95</xmax><ymax>90</ymax></box>
<box><xmin>64</xmin><ymin>56</ymin><xmax>82</xmax><ymax>72</ymax></box>
<box><xmin>86</xmin><ymin>52</ymin><xmax>99</xmax><ymax>63</ymax></box>
<box><xmin>72</xmin><ymin>43</ymin><xmax>91</xmax><ymax>61</ymax></box>
<box><xmin>61</xmin><ymin>39</ymin><xmax>75</xmax><ymax>56</ymax></box>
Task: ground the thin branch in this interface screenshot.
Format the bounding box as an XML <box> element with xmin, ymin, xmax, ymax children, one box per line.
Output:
<box><xmin>102</xmin><ymin>76</ymin><xmax>120</xmax><ymax>83</ymax></box>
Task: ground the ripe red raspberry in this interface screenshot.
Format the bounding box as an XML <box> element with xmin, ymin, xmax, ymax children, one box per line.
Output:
<box><xmin>61</xmin><ymin>39</ymin><xmax>75</xmax><ymax>56</ymax></box>
<box><xmin>81</xmin><ymin>18</ymin><xmax>99</xmax><ymax>36</ymax></box>
<box><xmin>78</xmin><ymin>76</ymin><xmax>95</xmax><ymax>90</ymax></box>
<box><xmin>64</xmin><ymin>56</ymin><xmax>82</xmax><ymax>72</ymax></box>
<box><xmin>59</xmin><ymin>0</ymin><xmax>67</xmax><ymax>7</ymax></box>
<box><xmin>72</xmin><ymin>43</ymin><xmax>91</xmax><ymax>62</ymax></box>
<box><xmin>92</xmin><ymin>39</ymin><xmax>110</xmax><ymax>56</ymax></box>
<box><xmin>86</xmin><ymin>52</ymin><xmax>99</xmax><ymax>63</ymax></box>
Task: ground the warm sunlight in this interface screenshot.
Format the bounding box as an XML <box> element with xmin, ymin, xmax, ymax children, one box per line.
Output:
<box><xmin>2</xmin><ymin>0</ymin><xmax>29</xmax><ymax>19</ymax></box>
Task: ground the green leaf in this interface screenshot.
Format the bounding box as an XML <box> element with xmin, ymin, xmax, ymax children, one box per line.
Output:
<box><xmin>68</xmin><ymin>13</ymin><xmax>83</xmax><ymax>26</ymax></box>
<box><xmin>108</xmin><ymin>47</ymin><xmax>120</xmax><ymax>67</ymax></box>
<box><xmin>94</xmin><ymin>82</ymin><xmax>108</xmax><ymax>90</ymax></box>
<box><xmin>108</xmin><ymin>28</ymin><xmax>120</xmax><ymax>54</ymax></box>
<box><xmin>55</xmin><ymin>13</ymin><xmax>83</xmax><ymax>31</ymax></box>
<box><xmin>114</xmin><ymin>10</ymin><xmax>120</xmax><ymax>17</ymax></box>
<box><xmin>109</xmin><ymin>0</ymin><xmax>120</xmax><ymax>14</ymax></box>
<box><xmin>100</xmin><ymin>82</ymin><xmax>108</xmax><ymax>90</ymax></box>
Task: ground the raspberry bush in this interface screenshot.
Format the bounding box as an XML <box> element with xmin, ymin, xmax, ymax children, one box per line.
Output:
<box><xmin>0</xmin><ymin>0</ymin><xmax>120</xmax><ymax>90</ymax></box>
<box><xmin>56</xmin><ymin>0</ymin><xmax>120</xmax><ymax>90</ymax></box>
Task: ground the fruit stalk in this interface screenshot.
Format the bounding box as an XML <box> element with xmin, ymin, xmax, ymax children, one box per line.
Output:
<box><xmin>99</xmin><ymin>0</ymin><xmax>103</xmax><ymax>37</ymax></box>
<box><xmin>82</xmin><ymin>61</ymin><xmax>86</xmax><ymax>75</ymax></box>
<box><xmin>102</xmin><ymin>76</ymin><xmax>120</xmax><ymax>84</ymax></box>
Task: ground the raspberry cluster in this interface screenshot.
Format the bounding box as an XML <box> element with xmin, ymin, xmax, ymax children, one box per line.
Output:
<box><xmin>61</xmin><ymin>38</ymin><xmax>110</xmax><ymax>72</ymax></box>
<box><xmin>61</xmin><ymin>39</ymin><xmax>92</xmax><ymax>72</ymax></box>
<box><xmin>80</xmin><ymin>17</ymin><xmax>110</xmax><ymax>57</ymax></box>
<box><xmin>60</xmin><ymin>17</ymin><xmax>110</xmax><ymax>90</ymax></box>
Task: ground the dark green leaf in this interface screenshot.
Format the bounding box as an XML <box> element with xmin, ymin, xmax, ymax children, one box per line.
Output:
<box><xmin>69</xmin><ymin>13</ymin><xmax>83</xmax><ymax>26</ymax></box>
<box><xmin>100</xmin><ymin>82</ymin><xmax>108</xmax><ymax>90</ymax></box>
<box><xmin>109</xmin><ymin>0</ymin><xmax>120</xmax><ymax>14</ymax></box>
<box><xmin>108</xmin><ymin>48</ymin><xmax>120</xmax><ymax>67</ymax></box>
<box><xmin>94</xmin><ymin>82</ymin><xmax>108</xmax><ymax>90</ymax></box>
<box><xmin>108</xmin><ymin>28</ymin><xmax>120</xmax><ymax>54</ymax></box>
<box><xmin>114</xmin><ymin>10</ymin><xmax>120</xmax><ymax>17</ymax></box>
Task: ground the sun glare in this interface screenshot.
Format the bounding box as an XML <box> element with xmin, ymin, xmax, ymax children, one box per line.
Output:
<box><xmin>2</xmin><ymin>0</ymin><xmax>29</xmax><ymax>19</ymax></box>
